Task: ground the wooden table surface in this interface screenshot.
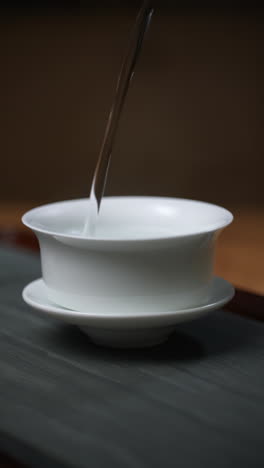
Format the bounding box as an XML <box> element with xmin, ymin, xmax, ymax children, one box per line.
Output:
<box><xmin>0</xmin><ymin>202</ymin><xmax>263</xmax><ymax>295</ymax></box>
<box><xmin>0</xmin><ymin>203</ymin><xmax>263</xmax><ymax>468</ymax></box>
<box><xmin>0</xmin><ymin>246</ymin><xmax>264</xmax><ymax>468</ymax></box>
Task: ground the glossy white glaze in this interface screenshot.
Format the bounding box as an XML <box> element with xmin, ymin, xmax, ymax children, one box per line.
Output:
<box><xmin>22</xmin><ymin>277</ymin><xmax>234</xmax><ymax>348</ymax></box>
<box><xmin>22</xmin><ymin>197</ymin><xmax>233</xmax><ymax>313</ymax></box>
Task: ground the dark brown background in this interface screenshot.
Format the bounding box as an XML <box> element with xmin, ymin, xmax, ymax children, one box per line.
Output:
<box><xmin>1</xmin><ymin>3</ymin><xmax>262</xmax><ymax>209</ymax></box>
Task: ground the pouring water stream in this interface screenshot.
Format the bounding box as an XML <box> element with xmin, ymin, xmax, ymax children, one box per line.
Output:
<box><xmin>83</xmin><ymin>0</ymin><xmax>154</xmax><ymax>236</ymax></box>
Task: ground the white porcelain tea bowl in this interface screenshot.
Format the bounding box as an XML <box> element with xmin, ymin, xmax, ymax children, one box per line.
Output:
<box><xmin>22</xmin><ymin>197</ymin><xmax>233</xmax><ymax>314</ymax></box>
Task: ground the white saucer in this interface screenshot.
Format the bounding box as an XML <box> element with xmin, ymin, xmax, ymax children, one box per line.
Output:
<box><xmin>22</xmin><ymin>277</ymin><xmax>234</xmax><ymax>348</ymax></box>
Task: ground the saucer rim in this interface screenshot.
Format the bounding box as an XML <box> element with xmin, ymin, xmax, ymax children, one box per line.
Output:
<box><xmin>22</xmin><ymin>277</ymin><xmax>234</xmax><ymax>328</ymax></box>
